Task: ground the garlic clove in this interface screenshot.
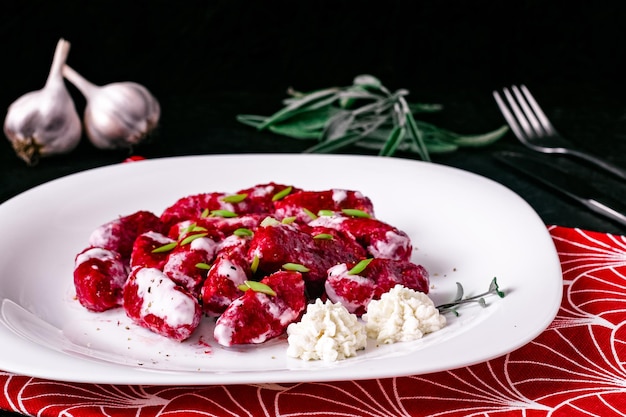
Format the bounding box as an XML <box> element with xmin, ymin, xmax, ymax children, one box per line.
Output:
<box><xmin>3</xmin><ymin>38</ymin><xmax>82</xmax><ymax>165</ymax></box>
<box><xmin>62</xmin><ymin>65</ymin><xmax>160</xmax><ymax>150</ymax></box>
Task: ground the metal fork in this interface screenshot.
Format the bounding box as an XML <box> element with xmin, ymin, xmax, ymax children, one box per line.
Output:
<box><xmin>493</xmin><ymin>85</ymin><xmax>626</xmax><ymax>181</ymax></box>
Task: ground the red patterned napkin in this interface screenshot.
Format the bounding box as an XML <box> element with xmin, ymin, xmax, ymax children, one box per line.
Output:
<box><xmin>2</xmin><ymin>225</ymin><xmax>625</xmax><ymax>417</ymax></box>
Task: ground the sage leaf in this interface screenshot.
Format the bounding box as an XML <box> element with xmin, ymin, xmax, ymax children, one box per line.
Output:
<box><xmin>258</xmin><ymin>88</ymin><xmax>339</xmax><ymax>129</ymax></box>
<box><xmin>322</xmin><ymin>110</ymin><xmax>355</xmax><ymax>141</ymax></box>
<box><xmin>236</xmin><ymin>74</ymin><xmax>508</xmax><ymax>160</ymax></box>
<box><xmin>354</xmin><ymin>74</ymin><xmax>382</xmax><ymax>88</ymax></box>
<box><xmin>379</xmin><ymin>125</ymin><xmax>405</xmax><ymax>157</ymax></box>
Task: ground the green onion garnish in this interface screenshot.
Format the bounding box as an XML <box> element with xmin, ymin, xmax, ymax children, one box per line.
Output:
<box><xmin>348</xmin><ymin>258</ymin><xmax>373</xmax><ymax>275</ymax></box>
<box><xmin>281</xmin><ymin>216</ymin><xmax>297</xmax><ymax>224</ymax></box>
<box><xmin>313</xmin><ymin>233</ymin><xmax>333</xmax><ymax>240</ymax></box>
<box><xmin>238</xmin><ymin>280</ymin><xmax>277</xmax><ymax>296</ymax></box>
<box><xmin>283</xmin><ymin>263</ymin><xmax>310</xmax><ymax>272</ymax></box>
<box><xmin>233</xmin><ymin>228</ymin><xmax>254</xmax><ymax>237</ymax></box>
<box><xmin>302</xmin><ymin>208</ymin><xmax>317</xmax><ymax>220</ymax></box>
<box><xmin>151</xmin><ymin>242</ymin><xmax>177</xmax><ymax>253</ymax></box>
<box><xmin>180</xmin><ymin>233</ymin><xmax>208</xmax><ymax>246</ymax></box>
<box><xmin>221</xmin><ymin>193</ymin><xmax>248</xmax><ymax>203</ymax></box>
<box><xmin>342</xmin><ymin>208</ymin><xmax>371</xmax><ymax>218</ymax></box>
<box><xmin>272</xmin><ymin>186</ymin><xmax>293</xmax><ymax>201</ymax></box>
<box><xmin>210</xmin><ymin>209</ymin><xmax>238</xmax><ymax>218</ymax></box>
<box><xmin>260</xmin><ymin>216</ymin><xmax>280</xmax><ymax>227</ymax></box>
<box><xmin>250</xmin><ymin>255</ymin><xmax>260</xmax><ymax>273</ymax></box>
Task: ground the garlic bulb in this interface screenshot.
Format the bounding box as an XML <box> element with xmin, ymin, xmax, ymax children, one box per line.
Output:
<box><xmin>3</xmin><ymin>39</ymin><xmax>82</xmax><ymax>165</ymax></box>
<box><xmin>62</xmin><ymin>65</ymin><xmax>160</xmax><ymax>150</ymax></box>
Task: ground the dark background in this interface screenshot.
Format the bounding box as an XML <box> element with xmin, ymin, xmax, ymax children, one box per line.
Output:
<box><xmin>4</xmin><ymin>1</ymin><xmax>626</xmax><ymax>95</ymax></box>
<box><xmin>2</xmin><ymin>1</ymin><xmax>626</xmax><ymax>232</ymax></box>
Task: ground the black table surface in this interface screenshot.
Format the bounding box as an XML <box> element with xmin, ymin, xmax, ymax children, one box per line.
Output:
<box><xmin>3</xmin><ymin>2</ymin><xmax>626</xmax><ymax>416</ymax></box>
<box><xmin>4</xmin><ymin>86</ymin><xmax>626</xmax><ymax>236</ymax></box>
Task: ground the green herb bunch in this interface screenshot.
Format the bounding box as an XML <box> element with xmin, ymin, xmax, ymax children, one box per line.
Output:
<box><xmin>237</xmin><ymin>75</ymin><xmax>508</xmax><ymax>161</ymax></box>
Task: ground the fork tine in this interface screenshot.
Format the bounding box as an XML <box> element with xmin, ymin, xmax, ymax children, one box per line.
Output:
<box><xmin>503</xmin><ymin>87</ymin><xmax>535</xmax><ymax>138</ymax></box>
<box><xmin>492</xmin><ymin>90</ymin><xmax>527</xmax><ymax>142</ymax></box>
<box><xmin>519</xmin><ymin>85</ymin><xmax>557</xmax><ymax>135</ymax></box>
<box><xmin>510</xmin><ymin>85</ymin><xmax>544</xmax><ymax>136</ymax></box>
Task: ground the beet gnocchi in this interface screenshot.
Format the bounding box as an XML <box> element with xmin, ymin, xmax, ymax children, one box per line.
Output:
<box><xmin>73</xmin><ymin>183</ymin><xmax>430</xmax><ymax>346</ymax></box>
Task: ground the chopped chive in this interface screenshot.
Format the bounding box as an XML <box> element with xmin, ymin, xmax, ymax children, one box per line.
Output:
<box><xmin>281</xmin><ymin>216</ymin><xmax>297</xmax><ymax>224</ymax></box>
<box><xmin>313</xmin><ymin>233</ymin><xmax>334</xmax><ymax>240</ymax></box>
<box><xmin>317</xmin><ymin>209</ymin><xmax>335</xmax><ymax>217</ymax></box>
<box><xmin>348</xmin><ymin>258</ymin><xmax>373</xmax><ymax>275</ymax></box>
<box><xmin>233</xmin><ymin>228</ymin><xmax>254</xmax><ymax>237</ymax></box>
<box><xmin>180</xmin><ymin>233</ymin><xmax>208</xmax><ymax>246</ymax></box>
<box><xmin>200</xmin><ymin>208</ymin><xmax>210</xmax><ymax>218</ymax></box>
<box><xmin>302</xmin><ymin>208</ymin><xmax>317</xmax><ymax>220</ymax></box>
<box><xmin>283</xmin><ymin>263</ymin><xmax>310</xmax><ymax>272</ymax></box>
<box><xmin>210</xmin><ymin>209</ymin><xmax>238</xmax><ymax>218</ymax></box>
<box><xmin>237</xmin><ymin>280</ymin><xmax>277</xmax><ymax>296</ymax></box>
<box><xmin>151</xmin><ymin>241</ymin><xmax>177</xmax><ymax>253</ymax></box>
<box><xmin>221</xmin><ymin>193</ymin><xmax>248</xmax><ymax>203</ymax></box>
<box><xmin>182</xmin><ymin>222</ymin><xmax>197</xmax><ymax>235</ymax></box>
<box><xmin>342</xmin><ymin>208</ymin><xmax>371</xmax><ymax>218</ymax></box>
<box><xmin>179</xmin><ymin>223</ymin><xmax>208</xmax><ymax>239</ymax></box>
<box><xmin>260</xmin><ymin>216</ymin><xmax>280</xmax><ymax>227</ymax></box>
<box><xmin>195</xmin><ymin>262</ymin><xmax>212</xmax><ymax>270</ymax></box>
<box><xmin>272</xmin><ymin>186</ymin><xmax>293</xmax><ymax>201</ymax></box>
<box><xmin>250</xmin><ymin>255</ymin><xmax>260</xmax><ymax>273</ymax></box>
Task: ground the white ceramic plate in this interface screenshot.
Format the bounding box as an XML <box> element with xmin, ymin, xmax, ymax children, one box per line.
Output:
<box><xmin>0</xmin><ymin>154</ymin><xmax>561</xmax><ymax>385</ymax></box>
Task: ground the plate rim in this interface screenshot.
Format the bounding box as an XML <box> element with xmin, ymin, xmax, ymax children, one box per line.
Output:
<box><xmin>0</xmin><ymin>153</ymin><xmax>562</xmax><ymax>385</ymax></box>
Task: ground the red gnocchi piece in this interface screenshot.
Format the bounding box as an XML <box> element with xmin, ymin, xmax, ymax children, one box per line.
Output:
<box><xmin>213</xmin><ymin>270</ymin><xmax>306</xmax><ymax>346</ymax></box>
<box><xmin>130</xmin><ymin>231</ymin><xmax>176</xmax><ymax>270</ymax></box>
<box><xmin>200</xmin><ymin>237</ymin><xmax>251</xmax><ymax>317</ymax></box>
<box><xmin>123</xmin><ymin>267</ymin><xmax>201</xmax><ymax>342</ymax></box>
<box><xmin>88</xmin><ymin>210</ymin><xmax>164</xmax><ymax>260</ymax></box>
<box><xmin>273</xmin><ymin>189</ymin><xmax>374</xmax><ymax>222</ymax></box>
<box><xmin>73</xmin><ymin>247</ymin><xmax>129</xmax><ymax>312</ymax></box>
<box><xmin>325</xmin><ymin>258</ymin><xmax>430</xmax><ymax>315</ymax></box>
<box><xmin>309</xmin><ymin>214</ymin><xmax>413</xmax><ymax>261</ymax></box>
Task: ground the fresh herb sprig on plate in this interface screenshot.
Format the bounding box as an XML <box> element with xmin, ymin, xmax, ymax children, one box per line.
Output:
<box><xmin>237</xmin><ymin>75</ymin><xmax>508</xmax><ymax>161</ymax></box>
<box><xmin>437</xmin><ymin>277</ymin><xmax>505</xmax><ymax>316</ymax></box>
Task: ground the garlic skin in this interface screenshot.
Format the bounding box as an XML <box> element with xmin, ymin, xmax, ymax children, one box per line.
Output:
<box><xmin>62</xmin><ymin>65</ymin><xmax>160</xmax><ymax>150</ymax></box>
<box><xmin>3</xmin><ymin>39</ymin><xmax>82</xmax><ymax>165</ymax></box>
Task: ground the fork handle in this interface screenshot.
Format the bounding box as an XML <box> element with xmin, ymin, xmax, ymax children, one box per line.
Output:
<box><xmin>568</xmin><ymin>149</ymin><xmax>626</xmax><ymax>181</ymax></box>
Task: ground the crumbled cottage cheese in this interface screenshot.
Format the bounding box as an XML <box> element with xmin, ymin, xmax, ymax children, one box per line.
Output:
<box><xmin>363</xmin><ymin>284</ymin><xmax>446</xmax><ymax>344</ymax></box>
<box><xmin>287</xmin><ymin>299</ymin><xmax>366</xmax><ymax>361</ymax></box>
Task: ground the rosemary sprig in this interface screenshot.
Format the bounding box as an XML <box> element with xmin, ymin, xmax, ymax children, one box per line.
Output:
<box><xmin>236</xmin><ymin>74</ymin><xmax>508</xmax><ymax>161</ymax></box>
<box><xmin>436</xmin><ymin>277</ymin><xmax>505</xmax><ymax>316</ymax></box>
